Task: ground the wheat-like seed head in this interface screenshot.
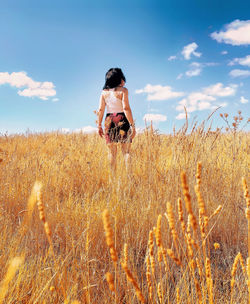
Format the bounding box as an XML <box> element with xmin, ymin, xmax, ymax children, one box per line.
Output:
<box><xmin>121</xmin><ymin>262</ymin><xmax>146</xmax><ymax>303</ymax></box>
<box><xmin>157</xmin><ymin>246</ymin><xmax>162</xmax><ymax>263</ymax></box>
<box><xmin>231</xmin><ymin>252</ymin><xmax>243</xmax><ymax>289</ymax></box>
<box><xmin>157</xmin><ymin>282</ymin><xmax>163</xmax><ymax>304</ymax></box>
<box><xmin>166</xmin><ymin>202</ymin><xmax>178</xmax><ymax>242</ymax></box>
<box><xmin>190</xmin><ymin>259</ymin><xmax>196</xmax><ymax>272</ymax></box>
<box><xmin>246</xmin><ymin>208</ymin><xmax>250</xmax><ymax>220</ymax></box>
<box><xmin>35</xmin><ymin>184</ymin><xmax>53</xmax><ymax>249</ymax></box>
<box><xmin>181</xmin><ymin>171</ymin><xmax>197</xmax><ymax>231</ymax></box>
<box><xmin>156</xmin><ymin>214</ymin><xmax>162</xmax><ymax>247</ymax></box>
<box><xmin>177</xmin><ymin>197</ymin><xmax>186</xmax><ymax>234</ymax></box>
<box><xmin>186</xmin><ymin>233</ymin><xmax>194</xmax><ymax>258</ymax></box>
<box><xmin>194</xmin><ymin>278</ymin><xmax>203</xmax><ymax>304</ymax></box>
<box><xmin>0</xmin><ymin>256</ymin><xmax>24</xmax><ymax>304</ymax></box>
<box><xmin>199</xmin><ymin>210</ymin><xmax>206</xmax><ymax>238</ymax></box>
<box><xmin>106</xmin><ymin>272</ymin><xmax>115</xmax><ymax>292</ymax></box>
<box><xmin>187</xmin><ymin>214</ymin><xmax>191</xmax><ymax>235</ymax></box>
<box><xmin>102</xmin><ymin>209</ymin><xmax>118</xmax><ymax>263</ymax></box>
<box><xmin>176</xmin><ymin>287</ymin><xmax>180</xmax><ymax>304</ymax></box>
<box><xmin>196</xmin><ymin>257</ymin><xmax>203</xmax><ymax>278</ymax></box>
<box><xmin>161</xmin><ymin>247</ymin><xmax>169</xmax><ymax>275</ymax></box>
<box><xmin>195</xmin><ymin>162</ymin><xmax>206</xmax><ymax>216</ymax></box>
<box><xmin>36</xmin><ymin>184</ymin><xmax>45</xmax><ymax>223</ymax></box>
<box><xmin>204</xmin><ymin>215</ymin><xmax>209</xmax><ymax>228</ymax></box>
<box><xmin>238</xmin><ymin>252</ymin><xmax>246</xmax><ymax>275</ymax></box>
<box><xmin>242</xmin><ymin>177</ymin><xmax>250</xmax><ymax>208</ymax></box>
<box><xmin>247</xmin><ymin>257</ymin><xmax>250</xmax><ymax>293</ymax></box>
<box><xmin>148</xmin><ymin>230</ymin><xmax>155</xmax><ymax>278</ymax></box>
<box><xmin>166</xmin><ymin>249</ymin><xmax>181</xmax><ymax>266</ymax></box>
<box><xmin>205</xmin><ymin>258</ymin><xmax>213</xmax><ymax>304</ymax></box>
<box><xmin>146</xmin><ymin>255</ymin><xmax>152</xmax><ymax>300</ymax></box>
<box><xmin>123</xmin><ymin>243</ymin><xmax>128</xmax><ymax>267</ymax></box>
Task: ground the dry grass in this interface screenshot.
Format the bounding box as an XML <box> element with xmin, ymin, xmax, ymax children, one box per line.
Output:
<box><xmin>0</xmin><ymin>114</ymin><xmax>249</xmax><ymax>303</ymax></box>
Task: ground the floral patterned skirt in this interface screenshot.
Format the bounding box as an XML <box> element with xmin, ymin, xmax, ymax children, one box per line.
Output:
<box><xmin>104</xmin><ymin>112</ymin><xmax>131</xmax><ymax>144</ymax></box>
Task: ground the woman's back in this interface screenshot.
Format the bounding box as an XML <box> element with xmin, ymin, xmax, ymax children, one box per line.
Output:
<box><xmin>102</xmin><ymin>87</ymin><xmax>125</xmax><ymax>114</ymax></box>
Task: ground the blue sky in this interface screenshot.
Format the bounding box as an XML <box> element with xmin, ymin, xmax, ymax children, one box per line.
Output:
<box><xmin>0</xmin><ymin>0</ymin><xmax>250</xmax><ymax>134</ymax></box>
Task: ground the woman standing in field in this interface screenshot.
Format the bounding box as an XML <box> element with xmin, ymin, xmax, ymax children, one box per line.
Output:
<box><xmin>97</xmin><ymin>68</ymin><xmax>136</xmax><ymax>171</ymax></box>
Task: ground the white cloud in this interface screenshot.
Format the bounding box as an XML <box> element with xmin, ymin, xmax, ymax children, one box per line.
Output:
<box><xmin>229</xmin><ymin>69</ymin><xmax>250</xmax><ymax>77</ymax></box>
<box><xmin>0</xmin><ymin>71</ymin><xmax>56</xmax><ymax>100</ymax></box>
<box><xmin>175</xmin><ymin>82</ymin><xmax>236</xmax><ymax>118</ymax></box>
<box><xmin>176</xmin><ymin>112</ymin><xmax>190</xmax><ymax>120</ymax></box>
<box><xmin>52</xmin><ymin>98</ymin><xmax>59</xmax><ymax>102</ymax></box>
<box><xmin>228</xmin><ymin>55</ymin><xmax>250</xmax><ymax>67</ymax></box>
<box><xmin>203</xmin><ymin>82</ymin><xmax>237</xmax><ymax>97</ymax></box>
<box><xmin>186</xmin><ymin>68</ymin><xmax>202</xmax><ymax>77</ymax></box>
<box><xmin>181</xmin><ymin>42</ymin><xmax>202</xmax><ymax>60</ymax></box>
<box><xmin>240</xmin><ymin>96</ymin><xmax>249</xmax><ymax>104</ymax></box>
<box><xmin>176</xmin><ymin>93</ymin><xmax>216</xmax><ymax>113</ymax></box>
<box><xmin>218</xmin><ymin>102</ymin><xmax>228</xmax><ymax>108</ymax></box>
<box><xmin>204</xmin><ymin>62</ymin><xmax>218</xmax><ymax>67</ymax></box>
<box><xmin>61</xmin><ymin>128</ymin><xmax>70</xmax><ymax>133</ymax></box>
<box><xmin>74</xmin><ymin>126</ymin><xmax>97</xmax><ymax>134</ymax></box>
<box><xmin>135</xmin><ymin>84</ymin><xmax>184</xmax><ymax>101</ymax></box>
<box><xmin>168</xmin><ymin>55</ymin><xmax>177</xmax><ymax>61</ymax></box>
<box><xmin>184</xmin><ymin>62</ymin><xmax>217</xmax><ymax>78</ymax></box>
<box><xmin>143</xmin><ymin>114</ymin><xmax>167</xmax><ymax>122</ymax></box>
<box><xmin>190</xmin><ymin>62</ymin><xmax>201</xmax><ymax>68</ymax></box>
<box><xmin>60</xmin><ymin>126</ymin><xmax>97</xmax><ymax>134</ymax></box>
<box><xmin>221</xmin><ymin>50</ymin><xmax>228</xmax><ymax>55</ymax></box>
<box><xmin>211</xmin><ymin>19</ymin><xmax>250</xmax><ymax>45</ymax></box>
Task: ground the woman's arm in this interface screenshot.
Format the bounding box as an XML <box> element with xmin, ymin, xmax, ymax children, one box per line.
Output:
<box><xmin>122</xmin><ymin>88</ymin><xmax>136</xmax><ymax>139</ymax></box>
<box><xmin>97</xmin><ymin>93</ymin><xmax>106</xmax><ymax>137</ymax></box>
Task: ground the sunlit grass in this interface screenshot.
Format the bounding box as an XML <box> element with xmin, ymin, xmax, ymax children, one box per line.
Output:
<box><xmin>0</xmin><ymin>113</ymin><xmax>249</xmax><ymax>303</ymax></box>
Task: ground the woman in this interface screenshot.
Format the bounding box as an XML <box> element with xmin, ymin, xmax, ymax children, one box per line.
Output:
<box><xmin>97</xmin><ymin>68</ymin><xmax>136</xmax><ymax>171</ymax></box>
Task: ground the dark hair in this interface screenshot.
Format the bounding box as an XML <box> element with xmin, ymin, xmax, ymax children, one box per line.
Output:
<box><xmin>103</xmin><ymin>68</ymin><xmax>126</xmax><ymax>90</ymax></box>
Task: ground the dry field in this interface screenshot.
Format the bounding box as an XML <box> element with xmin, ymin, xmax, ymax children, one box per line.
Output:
<box><xmin>0</xmin><ymin>113</ymin><xmax>249</xmax><ymax>303</ymax></box>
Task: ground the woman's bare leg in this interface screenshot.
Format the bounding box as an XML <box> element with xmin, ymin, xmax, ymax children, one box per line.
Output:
<box><xmin>108</xmin><ymin>143</ymin><xmax>117</xmax><ymax>172</ymax></box>
<box><xmin>121</xmin><ymin>142</ymin><xmax>131</xmax><ymax>170</ymax></box>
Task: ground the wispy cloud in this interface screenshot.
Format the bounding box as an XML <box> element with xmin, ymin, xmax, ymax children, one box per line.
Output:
<box><xmin>177</xmin><ymin>73</ymin><xmax>183</xmax><ymax>80</ymax></box>
<box><xmin>186</xmin><ymin>69</ymin><xmax>202</xmax><ymax>77</ymax></box>
<box><xmin>221</xmin><ymin>50</ymin><xmax>228</xmax><ymax>55</ymax></box>
<box><xmin>181</xmin><ymin>42</ymin><xmax>202</xmax><ymax>60</ymax></box>
<box><xmin>0</xmin><ymin>71</ymin><xmax>56</xmax><ymax>100</ymax></box>
<box><xmin>211</xmin><ymin>19</ymin><xmax>250</xmax><ymax>45</ymax></box>
<box><xmin>184</xmin><ymin>62</ymin><xmax>217</xmax><ymax>78</ymax></box>
<box><xmin>74</xmin><ymin>126</ymin><xmax>97</xmax><ymax>133</ymax></box>
<box><xmin>175</xmin><ymin>82</ymin><xmax>236</xmax><ymax>119</ymax></box>
<box><xmin>61</xmin><ymin>128</ymin><xmax>70</xmax><ymax>133</ymax></box>
<box><xmin>143</xmin><ymin>113</ymin><xmax>167</xmax><ymax>122</ymax></box>
<box><xmin>240</xmin><ymin>96</ymin><xmax>249</xmax><ymax>104</ymax></box>
<box><xmin>229</xmin><ymin>69</ymin><xmax>250</xmax><ymax>77</ymax></box>
<box><xmin>185</xmin><ymin>62</ymin><xmax>202</xmax><ymax>77</ymax></box>
<box><xmin>60</xmin><ymin>126</ymin><xmax>97</xmax><ymax>134</ymax></box>
<box><xmin>135</xmin><ymin>84</ymin><xmax>184</xmax><ymax>101</ymax></box>
<box><xmin>176</xmin><ymin>112</ymin><xmax>190</xmax><ymax>120</ymax></box>
<box><xmin>228</xmin><ymin>55</ymin><xmax>250</xmax><ymax>67</ymax></box>
<box><xmin>168</xmin><ymin>55</ymin><xmax>177</xmax><ymax>61</ymax></box>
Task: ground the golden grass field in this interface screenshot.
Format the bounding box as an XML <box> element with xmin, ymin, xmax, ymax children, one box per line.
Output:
<box><xmin>0</xmin><ymin>112</ymin><xmax>249</xmax><ymax>303</ymax></box>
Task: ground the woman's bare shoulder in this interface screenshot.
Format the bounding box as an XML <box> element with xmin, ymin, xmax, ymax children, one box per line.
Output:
<box><xmin>102</xmin><ymin>87</ymin><xmax>128</xmax><ymax>93</ymax></box>
<box><xmin>119</xmin><ymin>87</ymin><xmax>128</xmax><ymax>93</ymax></box>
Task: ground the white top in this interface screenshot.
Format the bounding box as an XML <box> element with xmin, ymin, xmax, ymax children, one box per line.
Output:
<box><xmin>102</xmin><ymin>88</ymin><xmax>123</xmax><ymax>113</ymax></box>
